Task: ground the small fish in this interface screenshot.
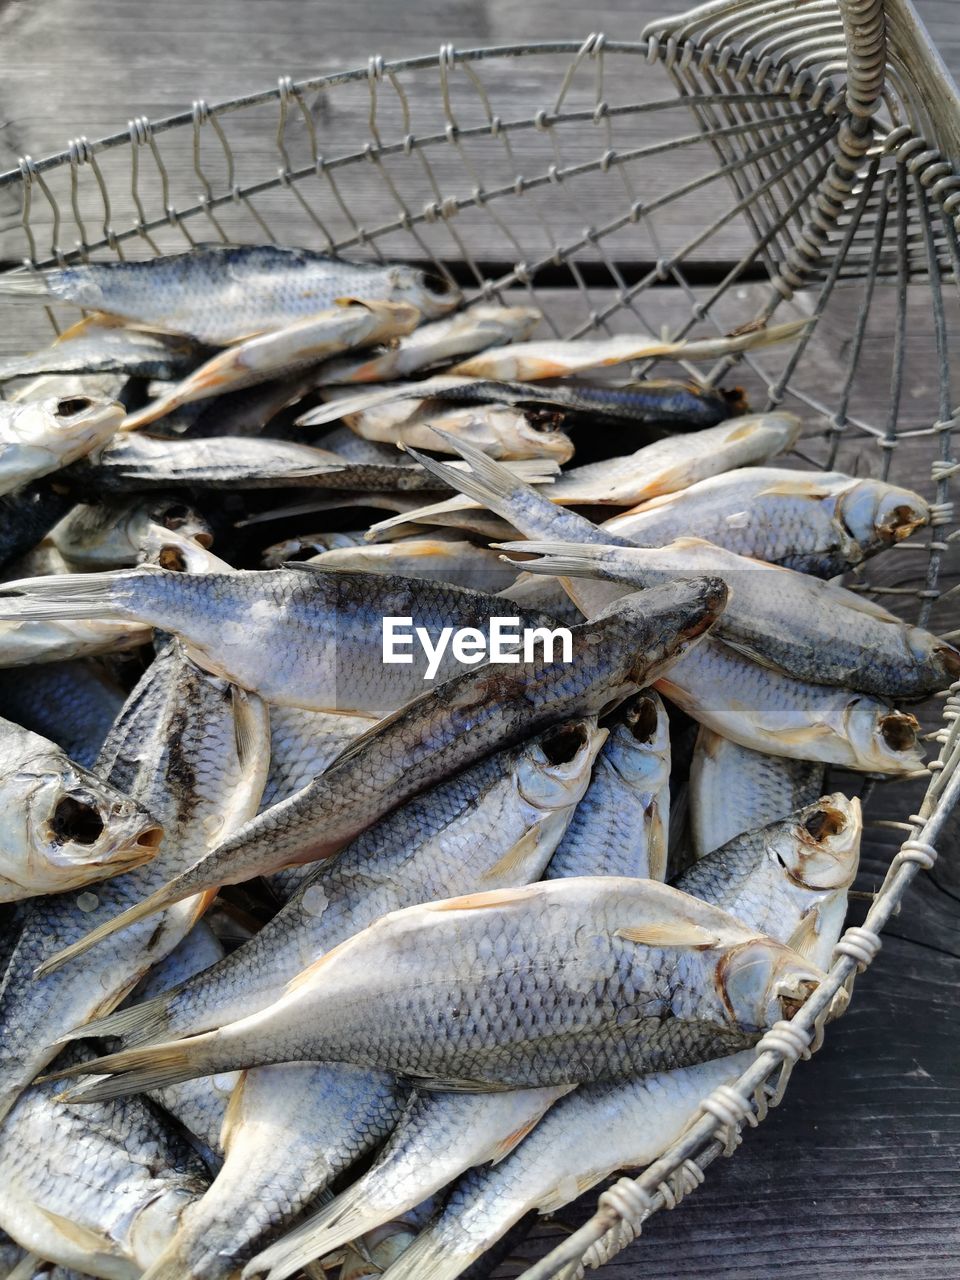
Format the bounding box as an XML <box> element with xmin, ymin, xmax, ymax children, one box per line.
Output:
<box><xmin>299</xmin><ymin>373</ymin><xmax>742</xmax><ymax>430</ymax></box>
<box><xmin>0</xmin><ymin>245</ymin><xmax>459</xmax><ymax>343</ymax></box>
<box><xmin>676</xmin><ymin>794</ymin><xmax>862</xmax><ymax>969</ymax></box>
<box><xmin>122</xmin><ymin>300</ymin><xmax>422</xmax><ymax>431</ymax></box>
<box><xmin>37</xmin><ymin>576</ymin><xmax>724</xmax><ymax>973</ymax></box>
<box><xmin>0</xmin><ymin>395</ymin><xmax>123</xmax><ymax>496</ymax></box>
<box><xmin>657</xmin><ymin>638</ymin><xmax>924</xmax><ymax>772</ymax></box>
<box><xmin>500</xmin><ymin>537</ymin><xmax>960</xmax><ymax>698</ymax></box>
<box><xmin>546</xmin><ymin>692</ymin><xmax>671</xmax><ymax>881</ymax></box>
<box><xmin>363</xmin><ymin>1053</ymin><xmax>753</xmax><ymax>1280</ymax></box>
<box><xmin>261</xmin><ymin>529</ymin><xmax>369</xmax><ymax>568</ymax></box>
<box><xmin>0</xmin><ymin>713</ymin><xmax>161</xmax><ymax>902</ymax></box>
<box><xmin>245</xmin><ymin>1086</ymin><xmax>569</xmax><ymax>1280</ymax></box>
<box><xmin>314</xmin><ymin>304</ymin><xmax>541</xmax><ymax>384</ymax></box>
<box><xmin>0</xmin><ymin>565</ymin><xmax>561</xmax><ymax>713</ymax></box>
<box><xmin>49</xmin><ymin>497</ymin><xmax>213</xmax><ymax>571</ymax></box>
<box><xmin>606</xmin><ymin>467</ymin><xmax>930</xmax><ymax>576</ymax></box>
<box><xmin>0</xmin><ymin>644</ymin><xmax>268</xmax><ymax>1124</ymax></box>
<box><xmin>0</xmin><ymin>659</ymin><xmax>125</xmax><ymax>767</ymax></box>
<box><xmin>689</xmin><ymin>727</ymin><xmax>827</xmax><ymax>859</ymax></box>
<box><xmin>52</xmin><ymin>877</ymin><xmax>826</xmax><ymax>1100</ymax></box>
<box><xmin>545</xmin><ymin>412</ymin><xmax>802</xmax><ymax>506</ymax></box>
<box><xmin>0</xmin><ymin>1047</ymin><xmax>208</xmax><ymax>1279</ymax></box>
<box><xmin>447</xmin><ymin>319</ymin><xmax>808</xmax><ymax>380</ymax></box>
<box><xmin>71</xmin><ymin>720</ymin><xmax>604</xmax><ymax>1046</ymax></box>
<box><xmin>136</xmin><ymin>1064</ymin><xmax>406</xmax><ymax>1280</ymax></box>
<box><xmin>339</xmin><ymin>397</ymin><xmax>573</xmax><ymax>462</ymax></box>
<box><xmin>0</xmin><ymin>317</ymin><xmax>204</xmax><ymax>384</ymax></box>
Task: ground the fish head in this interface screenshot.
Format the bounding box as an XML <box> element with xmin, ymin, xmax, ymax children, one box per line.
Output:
<box><xmin>26</xmin><ymin>758</ymin><xmax>162</xmax><ymax>881</ymax></box>
<box><xmin>506</xmin><ymin>408</ymin><xmax>575</xmax><ymax>462</ymax></box>
<box><xmin>390</xmin><ymin>265</ymin><xmax>461</xmax><ymax>318</ymax></box>
<box><xmin>517</xmin><ymin>717</ymin><xmax>608</xmax><ymax>810</ymax></box>
<box><xmin>781</xmin><ymin>794</ymin><xmax>862</xmax><ymax>891</ymax></box>
<box><xmin>4</xmin><ymin>395</ymin><xmax>123</xmax><ymax>477</ymax></box>
<box><xmin>717</xmin><ymin>937</ymin><xmax>826</xmax><ymax>1034</ymax></box>
<box><xmin>846</xmin><ymin>701</ymin><xmax>924</xmax><ymax>773</ymax></box>
<box><xmin>839</xmin><ymin>479</ymin><xmax>930</xmax><ymax>548</ymax></box>
<box><xmin>148</xmin><ymin>498</ymin><xmax>214</xmax><ymax>549</ymax></box>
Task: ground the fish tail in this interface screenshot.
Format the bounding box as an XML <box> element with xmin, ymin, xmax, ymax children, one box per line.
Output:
<box><xmin>0</xmin><ymin>269</ymin><xmax>53</xmax><ymax>297</ymax></box>
<box><xmin>404</xmin><ymin>430</ymin><xmax>534</xmax><ymax>521</ymax></box>
<box><xmin>495</xmin><ymin>539</ymin><xmax>610</xmax><ymax>578</ymax></box>
<box><xmin>0</xmin><ymin>568</ymin><xmax>151</xmax><ymax>625</ymax></box>
<box><xmin>244</xmin><ymin>1187</ymin><xmax>385</xmax><ymax>1280</ymax></box>
<box><xmin>52</xmin><ymin>1030</ymin><xmax>229</xmax><ymax>1103</ymax></box>
<box><xmin>366</xmin><ymin>1225</ymin><xmax>468</xmax><ymax>1280</ymax></box>
<box><xmin>34</xmin><ymin>873</ymin><xmax>209</xmax><ymax>978</ymax></box>
<box><xmin>55</xmin><ymin>992</ymin><xmax>175</xmax><ymax>1048</ymax></box>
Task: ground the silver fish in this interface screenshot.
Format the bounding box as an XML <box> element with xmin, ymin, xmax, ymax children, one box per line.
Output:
<box><xmin>0</xmin><ymin>396</ymin><xmax>123</xmax><ymax>496</ymax></box>
<box><xmin>657</xmin><ymin>638</ymin><xmax>924</xmax><ymax>773</ymax></box>
<box><xmin>0</xmin><ymin>318</ymin><xmax>203</xmax><ymax>384</ymax></box>
<box><xmin>675</xmin><ymin>794</ymin><xmax>861</xmax><ymax>970</ymax></box>
<box><xmin>0</xmin><ymin>565</ymin><xmax>560</xmax><ymax>713</ymax></box>
<box><xmin>0</xmin><ymin>644</ymin><xmax>269</xmax><ymax>1123</ymax></box>
<box><xmin>314</xmin><ymin>305</ymin><xmax>541</xmax><ymax>385</ymax></box>
<box><xmin>606</xmin><ymin>467</ymin><xmax>930</xmax><ymax>576</ymax></box>
<box><xmin>0</xmin><ymin>660</ymin><xmax>125</xmax><ymax>768</ymax></box>
<box><xmin>38</xmin><ymin>576</ymin><xmax>724</xmax><ymax>973</ymax></box>
<box><xmin>55</xmin><ymin>877</ymin><xmax>827</xmax><ymax>1100</ymax></box>
<box><xmin>245</xmin><ymin>1086</ymin><xmax>569</xmax><ymax>1280</ymax></box>
<box><xmin>306</xmin><ymin>538</ymin><xmax>520</xmax><ymax>593</ymax></box>
<box><xmin>49</xmin><ymin>498</ymin><xmax>212</xmax><ymax>572</ymax></box>
<box><xmin>368</xmin><ymin>1053</ymin><xmax>753</xmax><ymax>1280</ymax></box>
<box><xmin>122</xmin><ymin>300</ymin><xmax>422</xmax><ymax>431</ymax></box>
<box><xmin>689</xmin><ymin>727</ymin><xmax>826</xmax><ymax>858</ymax></box>
<box><xmin>72</xmin><ymin>720</ymin><xmax>604</xmax><ymax>1047</ymax></box>
<box><xmin>137</xmin><ymin>1064</ymin><xmax>406</xmax><ymax>1280</ymax></box>
<box><xmin>546</xmin><ymin>692</ymin><xmax>671</xmax><ymax>881</ymax></box>
<box><xmin>0</xmin><ymin>246</ymin><xmax>459</xmax><ymax>343</ymax></box>
<box><xmin>340</xmin><ymin>399</ymin><xmax>573</xmax><ymax>462</ymax></box>
<box><xmin>0</xmin><ymin>713</ymin><xmax>161</xmax><ymax>902</ymax></box>
<box><xmin>0</xmin><ymin>1048</ymin><xmax>207</xmax><ymax>1279</ymax></box>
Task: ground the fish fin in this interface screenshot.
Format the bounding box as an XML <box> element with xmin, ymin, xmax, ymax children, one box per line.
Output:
<box><xmin>138</xmin><ymin>1249</ymin><xmax>190</xmax><ymax>1280</ymax></box>
<box><xmin>489</xmin><ymin>1114</ymin><xmax>544</xmax><ymax>1163</ymax></box>
<box><xmin>0</xmin><ymin>568</ymin><xmax>149</xmax><ymax>624</ymax></box>
<box><xmin>34</xmin><ymin>1207</ymin><xmax>117</xmax><ymax>1255</ymax></box>
<box><xmin>419</xmin><ymin>428</ymin><xmax>543</xmax><ymax>513</ymax></box>
<box><xmin>232</xmin><ymin>685</ymin><xmax>258</xmax><ymax>769</ymax></box>
<box><xmin>282</xmin><ymin>948</ymin><xmax>338</xmax><ymax>996</ymax></box>
<box><xmin>537</xmin><ymin>1172</ymin><xmax>605</xmax><ymax>1215</ymax></box>
<box><xmin>481</xmin><ymin>823</ymin><xmax>551</xmax><ymax>881</ymax></box>
<box><xmin>219</xmin><ymin>1068</ymin><xmax>249</xmax><ymax>1152</ymax></box>
<box><xmin>710</xmin><ymin>634</ymin><xmax>788</xmax><ymax>674</ymax></box>
<box><xmin>757</xmin><ymin>479</ymin><xmax>835</xmax><ymax>499</ymax></box>
<box><xmin>403</xmin><ymin>1072</ymin><xmax>515</xmax><ymax>1093</ymax></box>
<box><xmin>616</xmin><ymin>922</ymin><xmax>721</xmax><ymax>949</ymax></box>
<box><xmin>365</xmin><ymin>495</ymin><xmax>480</xmax><ymax>536</ymax></box>
<box><xmin>33</xmin><ymin>878</ymin><xmax>194</xmax><ymax>978</ymax></box>
<box><xmin>786</xmin><ymin>908</ymin><xmax>824</xmax><ymax>961</ymax></box>
<box><xmin>53</xmin><ymin>1034</ymin><xmax>223</xmax><ymax>1102</ymax></box>
<box><xmin>53</xmin><ymin>991</ymin><xmax>175</xmax><ymax>1048</ymax></box>
<box><xmin>423</xmin><ymin>885</ymin><xmax>540</xmax><ymax>913</ymax></box>
<box><xmin>0</xmin><ymin>270</ymin><xmax>52</xmax><ymax>297</ymax></box>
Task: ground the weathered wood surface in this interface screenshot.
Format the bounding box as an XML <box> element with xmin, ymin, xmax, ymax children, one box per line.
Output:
<box><xmin>0</xmin><ymin>3</ymin><xmax>958</xmax><ymax>1279</ymax></box>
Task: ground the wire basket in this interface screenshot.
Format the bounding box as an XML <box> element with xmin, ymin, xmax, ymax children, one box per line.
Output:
<box><xmin>1</xmin><ymin>1</ymin><xmax>959</xmax><ymax>1275</ymax></box>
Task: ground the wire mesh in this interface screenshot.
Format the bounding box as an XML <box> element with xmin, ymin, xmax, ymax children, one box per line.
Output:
<box><xmin>0</xmin><ymin>2</ymin><xmax>958</xmax><ymax>1275</ymax></box>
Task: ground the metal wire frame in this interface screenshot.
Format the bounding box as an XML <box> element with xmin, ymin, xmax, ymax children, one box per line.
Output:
<box><xmin>0</xmin><ymin>2</ymin><xmax>958</xmax><ymax>1276</ymax></box>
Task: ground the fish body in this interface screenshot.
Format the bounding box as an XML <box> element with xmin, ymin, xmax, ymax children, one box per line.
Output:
<box><xmin>341</xmin><ymin>398</ymin><xmax>573</xmax><ymax>462</ymax></box>
<box><xmin>122</xmin><ymin>300</ymin><xmax>422</xmax><ymax>430</ymax></box>
<box><xmin>675</xmin><ymin>794</ymin><xmax>861</xmax><ymax>970</ymax></box>
<box><xmin>0</xmin><ymin>246</ymin><xmax>459</xmax><ymax>343</ymax></box>
<box><xmin>246</xmin><ymin>1086</ymin><xmax>569</xmax><ymax>1280</ymax></box>
<box><xmin>76</xmin><ymin>720</ymin><xmax>604</xmax><ymax>1046</ymax></box>
<box><xmin>371</xmin><ymin>1054</ymin><xmax>753</xmax><ymax>1280</ymax></box>
<box><xmin>0</xmin><ymin>395</ymin><xmax>123</xmax><ymax>495</ymax></box>
<box><xmin>306</xmin><ymin>538</ymin><xmax>519</xmax><ymax>593</ymax></box>
<box><xmin>606</xmin><ymin>468</ymin><xmax>930</xmax><ymax>576</ymax></box>
<box><xmin>546</xmin><ymin>692</ymin><xmax>671</xmax><ymax>880</ymax></box>
<box><xmin>546</xmin><ymin>412</ymin><xmax>801</xmax><ymax>505</ymax></box>
<box><xmin>0</xmin><ymin>617</ymin><xmax>152</xmax><ymax>668</ymax></box>
<box><xmin>504</xmin><ymin>536</ymin><xmax>960</xmax><ymax>698</ymax></box>
<box><xmin>139</xmin><ymin>1064</ymin><xmax>405</xmax><ymax>1280</ymax></box>
<box><xmin>0</xmin><ymin>565</ymin><xmax>561</xmax><ymax>713</ymax></box>
<box><xmin>0</xmin><ymin>1050</ymin><xmax>207</xmax><ymax>1279</ymax></box>
<box><xmin>316</xmin><ymin>305</ymin><xmax>541</xmax><ymax>384</ymax></box>
<box><xmin>0</xmin><ymin>483</ymin><xmax>76</xmax><ymax>572</ymax></box>
<box><xmin>0</xmin><ymin>660</ymin><xmax>125</xmax><ymax>767</ymax></box>
<box><xmin>0</xmin><ymin>644</ymin><xmax>269</xmax><ymax>1123</ymax></box>
<box><xmin>0</xmin><ymin>713</ymin><xmax>160</xmax><ymax>902</ymax></box>
<box><xmin>657</xmin><ymin>637</ymin><xmax>924</xmax><ymax>772</ymax></box>
<box><xmin>58</xmin><ymin>877</ymin><xmax>825</xmax><ymax>1100</ymax></box>
<box><xmin>689</xmin><ymin>727</ymin><xmax>826</xmax><ymax>858</ymax></box>
<box><xmin>0</xmin><ymin>319</ymin><xmax>203</xmax><ymax>384</ymax></box>
<box><xmin>261</xmin><ymin>706</ymin><xmax>377</xmax><ymax>810</ymax></box>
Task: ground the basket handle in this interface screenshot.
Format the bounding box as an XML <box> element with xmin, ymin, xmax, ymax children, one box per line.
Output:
<box><xmin>835</xmin><ymin>0</ymin><xmax>887</xmax><ymax>120</ymax></box>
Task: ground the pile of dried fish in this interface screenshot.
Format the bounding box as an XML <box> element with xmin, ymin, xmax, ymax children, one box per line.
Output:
<box><xmin>0</xmin><ymin>243</ymin><xmax>949</xmax><ymax>1280</ymax></box>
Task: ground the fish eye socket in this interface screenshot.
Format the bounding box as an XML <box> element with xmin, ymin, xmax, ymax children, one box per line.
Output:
<box><xmin>55</xmin><ymin>396</ymin><xmax>94</xmax><ymax>418</ymax></box>
<box><xmin>422</xmin><ymin>269</ymin><xmax>452</xmax><ymax>296</ymax></box>
<box><xmin>51</xmin><ymin>795</ymin><xmax>105</xmax><ymax>845</ymax></box>
<box><xmin>158</xmin><ymin>544</ymin><xmax>188</xmax><ymax>572</ymax></box>
<box><xmin>540</xmin><ymin>722</ymin><xmax>588</xmax><ymax>765</ymax></box>
<box><xmin>880</xmin><ymin>713</ymin><xmax>918</xmax><ymax>752</ymax></box>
